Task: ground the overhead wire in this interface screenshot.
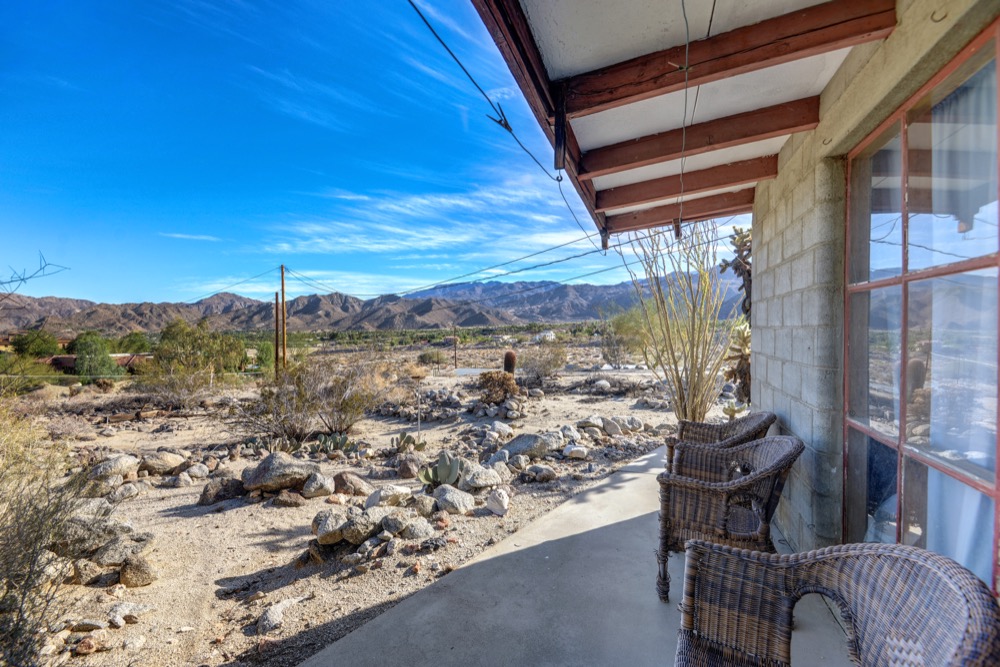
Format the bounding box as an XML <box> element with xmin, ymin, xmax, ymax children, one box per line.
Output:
<box><xmin>184</xmin><ymin>266</ymin><xmax>280</xmax><ymax>304</ymax></box>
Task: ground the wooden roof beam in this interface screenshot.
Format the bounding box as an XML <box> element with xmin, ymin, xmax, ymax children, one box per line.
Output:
<box><xmin>581</xmin><ymin>97</ymin><xmax>818</xmax><ymax>181</ymax></box>
<box><xmin>605</xmin><ymin>189</ymin><xmax>755</xmax><ymax>235</ymax></box>
<box><xmin>558</xmin><ymin>0</ymin><xmax>895</xmax><ymax>119</ymax></box>
<box><xmin>596</xmin><ymin>155</ymin><xmax>777</xmax><ymax>212</ymax></box>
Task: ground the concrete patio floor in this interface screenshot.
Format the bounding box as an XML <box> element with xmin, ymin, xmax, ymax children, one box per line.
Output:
<box><xmin>299</xmin><ymin>446</ymin><xmax>853</xmax><ymax>666</ymax></box>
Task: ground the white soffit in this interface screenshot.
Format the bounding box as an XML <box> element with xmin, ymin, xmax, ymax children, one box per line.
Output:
<box><xmin>592</xmin><ymin>136</ymin><xmax>789</xmax><ymax>191</ymax></box>
<box><xmin>520</xmin><ymin>0</ymin><xmax>832</xmax><ymax>80</ymax></box>
<box><xmin>572</xmin><ymin>49</ymin><xmax>850</xmax><ymax>151</ymax></box>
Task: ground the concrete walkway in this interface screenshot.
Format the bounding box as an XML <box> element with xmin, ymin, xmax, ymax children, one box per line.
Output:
<box><xmin>299</xmin><ymin>447</ymin><xmax>853</xmax><ymax>666</ymax></box>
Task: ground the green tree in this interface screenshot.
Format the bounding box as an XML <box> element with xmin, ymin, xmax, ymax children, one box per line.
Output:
<box><xmin>11</xmin><ymin>330</ymin><xmax>60</xmax><ymax>358</ymax></box>
<box><xmin>115</xmin><ymin>331</ymin><xmax>151</xmax><ymax>353</ymax></box>
<box><xmin>70</xmin><ymin>332</ymin><xmax>123</xmax><ymax>382</ymax></box>
<box><xmin>256</xmin><ymin>341</ymin><xmax>274</xmax><ymax>370</ymax></box>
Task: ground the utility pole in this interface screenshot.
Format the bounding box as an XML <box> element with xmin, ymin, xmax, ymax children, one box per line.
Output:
<box><xmin>274</xmin><ymin>292</ymin><xmax>280</xmax><ymax>381</ymax></box>
<box><xmin>280</xmin><ymin>264</ymin><xmax>287</xmax><ymax>368</ymax></box>
<box><xmin>452</xmin><ymin>323</ymin><xmax>458</xmax><ymax>369</ymax></box>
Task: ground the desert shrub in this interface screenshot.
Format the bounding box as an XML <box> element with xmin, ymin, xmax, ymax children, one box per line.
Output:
<box><xmin>314</xmin><ymin>352</ymin><xmax>394</xmax><ymax>435</ymax></box>
<box><xmin>133</xmin><ymin>319</ymin><xmax>245</xmax><ymax>409</ymax></box>
<box><xmin>478</xmin><ymin>370</ymin><xmax>518</xmax><ymax>404</ymax></box>
<box><xmin>417</xmin><ymin>349</ymin><xmax>447</xmax><ymax>366</ymax></box>
<box><xmin>228</xmin><ymin>362</ymin><xmax>319</xmax><ymax>445</ymax></box>
<box><xmin>599</xmin><ymin>307</ymin><xmax>646</xmax><ymax>369</ymax></box>
<box><xmin>518</xmin><ymin>341</ymin><xmax>567</xmax><ymax>387</ymax></box>
<box><xmin>11</xmin><ymin>331</ymin><xmax>60</xmax><ymax>359</ymax></box>
<box><xmin>0</xmin><ymin>354</ymin><xmax>53</xmax><ymax>396</ymax></box>
<box><xmin>255</xmin><ymin>341</ymin><xmax>274</xmax><ymax>370</ymax></box>
<box><xmin>0</xmin><ymin>403</ymin><xmax>87</xmax><ymax>666</ymax></box>
<box><xmin>113</xmin><ymin>331</ymin><xmax>152</xmax><ymax>354</ymax></box>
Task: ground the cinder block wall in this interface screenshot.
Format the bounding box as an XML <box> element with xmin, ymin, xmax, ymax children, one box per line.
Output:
<box><xmin>751</xmin><ymin>0</ymin><xmax>1000</xmax><ymax>551</ymax></box>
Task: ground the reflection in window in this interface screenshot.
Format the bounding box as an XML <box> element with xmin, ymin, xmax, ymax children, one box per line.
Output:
<box><xmin>847</xmin><ymin>430</ymin><xmax>899</xmax><ymax>543</ymax></box>
<box><xmin>849</xmin><ymin>125</ymin><xmax>903</xmax><ymax>283</ymax></box>
<box><xmin>848</xmin><ymin>288</ymin><xmax>901</xmax><ymax>437</ymax></box>
<box><xmin>908</xmin><ymin>58</ymin><xmax>998</xmax><ymax>270</ymax></box>
<box><xmin>906</xmin><ymin>270</ymin><xmax>998</xmax><ymax>481</ymax></box>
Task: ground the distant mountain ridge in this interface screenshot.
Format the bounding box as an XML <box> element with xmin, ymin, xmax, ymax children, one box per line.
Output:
<box><xmin>0</xmin><ymin>274</ymin><xmax>743</xmax><ymax>336</ymax></box>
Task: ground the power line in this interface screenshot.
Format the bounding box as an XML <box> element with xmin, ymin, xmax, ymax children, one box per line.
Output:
<box><xmin>184</xmin><ymin>266</ymin><xmax>280</xmax><ymax>304</ymax></box>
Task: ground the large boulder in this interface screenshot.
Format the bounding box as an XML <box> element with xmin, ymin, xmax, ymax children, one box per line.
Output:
<box><xmin>460</xmin><ymin>464</ymin><xmax>502</xmax><ymax>491</ymax></box>
<box><xmin>312</xmin><ymin>506</ymin><xmax>353</xmax><ymax>545</ymax></box>
<box><xmin>198</xmin><ymin>478</ymin><xmax>246</xmax><ymax>506</ymax></box>
<box><xmin>241</xmin><ymin>452</ymin><xmax>320</xmax><ymax>492</ymax></box>
<box><xmin>139</xmin><ymin>452</ymin><xmax>186</xmax><ymax>476</ymax></box>
<box><xmin>433</xmin><ymin>485</ymin><xmax>475</xmax><ymax>515</ymax></box>
<box><xmin>365</xmin><ymin>485</ymin><xmax>412</xmax><ymax>509</ymax></box>
<box><xmin>487</xmin><ymin>432</ymin><xmax>562</xmax><ymax>465</ymax></box>
<box><xmin>333</xmin><ymin>472</ymin><xmax>375</xmax><ymax>497</ymax></box>
<box><xmin>301</xmin><ymin>472</ymin><xmax>336</xmax><ymax>499</ymax></box>
<box><xmin>89</xmin><ymin>455</ymin><xmax>140</xmax><ymax>480</ymax></box>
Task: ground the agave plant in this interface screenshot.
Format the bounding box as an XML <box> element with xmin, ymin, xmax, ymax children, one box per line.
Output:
<box><xmin>417</xmin><ymin>451</ymin><xmax>463</xmax><ymax>490</ymax></box>
<box><xmin>391</xmin><ymin>431</ymin><xmax>426</xmax><ymax>454</ymax></box>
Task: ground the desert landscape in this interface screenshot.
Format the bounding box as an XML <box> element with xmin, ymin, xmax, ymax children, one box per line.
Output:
<box><xmin>16</xmin><ymin>341</ymin><xmax>701</xmax><ymax>667</ymax></box>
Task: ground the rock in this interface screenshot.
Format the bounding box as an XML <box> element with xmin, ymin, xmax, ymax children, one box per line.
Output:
<box><xmin>90</xmin><ymin>455</ymin><xmax>140</xmax><ymax>480</ymax></box>
<box><xmin>109</xmin><ymin>615</ymin><xmax>126</xmax><ymax>629</ymax></box>
<box><xmin>488</xmin><ymin>432</ymin><xmax>561</xmax><ymax>465</ymax></box>
<box><xmin>343</xmin><ymin>507</ymin><xmax>395</xmax><ymax>545</ymax></box>
<box><xmin>593</xmin><ymin>379</ymin><xmax>612</xmax><ymax>392</ymax></box>
<box><xmin>312</xmin><ymin>507</ymin><xmax>352</xmax><ymax>545</ymax></box>
<box><xmin>561</xmin><ymin>425</ymin><xmax>582</xmax><ymax>442</ymax></box>
<box><xmin>71</xmin><ymin>559</ymin><xmax>104</xmax><ymax>585</ymax></box>
<box><xmin>433</xmin><ymin>485</ymin><xmax>475</xmax><ymax>515</ymax></box>
<box><xmin>491</xmin><ymin>460</ymin><xmax>514</xmax><ymax>483</ymax></box>
<box><xmin>509</xmin><ymin>454</ymin><xmax>530</xmax><ymax>471</ymax></box>
<box><xmin>486</xmin><ymin>488</ymin><xmax>510</xmax><ymax>516</ymax></box>
<box><xmin>301</xmin><ymin>472</ymin><xmax>336</xmax><ymax>498</ymax></box>
<box><xmin>119</xmin><ymin>555</ymin><xmax>157</xmax><ymax>587</ymax></box>
<box><xmin>365</xmin><ymin>485</ymin><xmax>411</xmax><ymax>509</ymax></box>
<box><xmin>91</xmin><ymin>532</ymin><xmax>155</xmax><ymax>566</ymax></box>
<box><xmin>462</xmin><ymin>464</ymin><xmax>502</xmax><ymax>490</ymax></box>
<box><xmin>506</xmin><ymin>410</ymin><xmax>521</xmax><ymax>419</ymax></box>
<box><xmin>526</xmin><ymin>464</ymin><xmax>557</xmax><ymax>482</ymax></box>
<box><xmin>84</xmin><ymin>474</ymin><xmax>123</xmax><ymax>498</ymax></box>
<box><xmin>198</xmin><ymin>478</ymin><xmax>245</xmax><ymax>506</ymax></box>
<box><xmin>169</xmin><ymin>472</ymin><xmax>193</xmax><ymax>487</ymax></box>
<box><xmin>381</xmin><ymin>513</ymin><xmax>410</xmax><ymax>536</ymax></box>
<box><xmin>107</xmin><ymin>482</ymin><xmax>140</xmax><ymax>503</ymax></box>
<box><xmin>583</xmin><ymin>427</ymin><xmax>604</xmax><ymax>440</ymax></box>
<box><xmin>528</xmin><ymin>388</ymin><xmax>544</xmax><ymax>398</ymax></box>
<box><xmin>123</xmin><ymin>635</ymin><xmax>146</xmax><ymax>651</ymax></box>
<box><xmin>397</xmin><ymin>454</ymin><xmax>422</xmax><ymax>479</ymax></box>
<box><xmin>242</xmin><ymin>452</ymin><xmax>320</xmax><ymax>492</ymax></box>
<box><xmin>74</xmin><ymin>637</ymin><xmax>106</xmax><ymax>655</ymax></box>
<box><xmin>400</xmin><ymin>517</ymin><xmax>436</xmax><ymax>540</ymax></box>
<box><xmin>273</xmin><ymin>490</ymin><xmax>306</xmax><ymax>507</ymax></box>
<box><xmin>257</xmin><ymin>597</ymin><xmax>304</xmax><ymax>635</ymax></box>
<box><xmin>333</xmin><ymin>472</ymin><xmax>375</xmax><ymax>497</ymax></box>
<box><xmin>563</xmin><ymin>445</ymin><xmax>589</xmax><ymax>460</ymax></box>
<box><xmin>490</xmin><ymin>421</ymin><xmax>514</xmax><ymax>439</ymax></box>
<box><xmin>186</xmin><ymin>463</ymin><xmax>210</xmax><ymax>479</ymax></box>
<box><xmin>138</xmin><ymin>452</ymin><xmax>185</xmax><ymax>476</ymax></box>
<box><xmin>109</xmin><ymin>602</ymin><xmax>154</xmax><ymax>624</ymax></box>
<box><xmin>412</xmin><ymin>494</ymin><xmax>437</xmax><ymax>517</ymax></box>
<box><xmin>577</xmin><ymin>416</ymin><xmax>604</xmax><ymax>430</ymax></box>
<box><xmin>602</xmin><ymin>419</ymin><xmax>623</xmax><ymax>437</ymax></box>
<box><xmin>71</xmin><ymin>619</ymin><xmax>107</xmax><ymax>632</ymax></box>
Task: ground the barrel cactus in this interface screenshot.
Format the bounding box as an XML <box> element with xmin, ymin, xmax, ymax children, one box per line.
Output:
<box><xmin>503</xmin><ymin>349</ymin><xmax>517</xmax><ymax>373</ymax></box>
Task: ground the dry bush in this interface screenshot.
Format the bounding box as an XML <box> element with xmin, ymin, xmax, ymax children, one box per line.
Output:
<box><xmin>314</xmin><ymin>352</ymin><xmax>395</xmax><ymax>435</ymax></box>
<box><xmin>478</xmin><ymin>370</ymin><xmax>518</xmax><ymax>404</ymax></box>
<box><xmin>229</xmin><ymin>362</ymin><xmax>319</xmax><ymax>445</ymax></box>
<box><xmin>518</xmin><ymin>341</ymin><xmax>568</xmax><ymax>387</ymax></box>
<box><xmin>0</xmin><ymin>403</ymin><xmax>87</xmax><ymax>666</ymax></box>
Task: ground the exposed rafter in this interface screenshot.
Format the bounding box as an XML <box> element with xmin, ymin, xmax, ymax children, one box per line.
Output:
<box><xmin>596</xmin><ymin>155</ymin><xmax>777</xmax><ymax>212</ymax></box>
<box><xmin>605</xmin><ymin>189</ymin><xmax>755</xmax><ymax>234</ymax></box>
<box><xmin>556</xmin><ymin>0</ymin><xmax>896</xmax><ymax>118</ymax></box>
<box><xmin>580</xmin><ymin>98</ymin><xmax>819</xmax><ymax>180</ymax></box>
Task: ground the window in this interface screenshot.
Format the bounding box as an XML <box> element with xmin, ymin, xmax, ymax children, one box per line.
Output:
<box><xmin>845</xmin><ymin>27</ymin><xmax>998</xmax><ymax>590</ymax></box>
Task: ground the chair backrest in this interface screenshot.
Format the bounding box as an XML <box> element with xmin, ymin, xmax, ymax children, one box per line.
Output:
<box><xmin>676</xmin><ymin>411</ymin><xmax>777</xmax><ymax>445</ymax></box>
<box><xmin>677</xmin><ymin>541</ymin><xmax>1000</xmax><ymax>667</ymax></box>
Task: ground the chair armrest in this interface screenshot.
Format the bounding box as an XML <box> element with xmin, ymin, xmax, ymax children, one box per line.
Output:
<box><xmin>677</xmin><ymin>419</ymin><xmax>728</xmax><ymax>444</ymax></box>
<box><xmin>676</xmin><ymin>540</ymin><xmax>794</xmax><ymax>666</ymax></box>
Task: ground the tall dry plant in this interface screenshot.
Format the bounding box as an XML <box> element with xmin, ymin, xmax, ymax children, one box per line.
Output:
<box><xmin>623</xmin><ymin>220</ymin><xmax>737</xmax><ymax>422</ymax></box>
<box><xmin>0</xmin><ymin>402</ymin><xmax>86</xmax><ymax>666</ymax></box>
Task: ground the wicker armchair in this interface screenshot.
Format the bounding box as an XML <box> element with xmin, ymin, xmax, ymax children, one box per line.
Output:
<box><xmin>656</xmin><ymin>435</ymin><xmax>803</xmax><ymax>601</ymax></box>
<box><xmin>666</xmin><ymin>411</ymin><xmax>777</xmax><ymax>471</ymax></box>
<box><xmin>676</xmin><ymin>540</ymin><xmax>1000</xmax><ymax>667</ymax></box>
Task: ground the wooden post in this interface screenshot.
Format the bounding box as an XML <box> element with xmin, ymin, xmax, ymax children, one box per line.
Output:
<box><xmin>453</xmin><ymin>324</ymin><xmax>458</xmax><ymax>369</ymax></box>
<box><xmin>280</xmin><ymin>265</ymin><xmax>287</xmax><ymax>368</ymax></box>
<box><xmin>274</xmin><ymin>292</ymin><xmax>280</xmax><ymax>381</ymax></box>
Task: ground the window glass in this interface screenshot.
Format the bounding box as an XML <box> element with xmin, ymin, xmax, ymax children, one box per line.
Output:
<box><xmin>907</xmin><ymin>54</ymin><xmax>997</xmax><ymax>271</ymax></box>
<box><xmin>902</xmin><ymin>457</ymin><xmax>995</xmax><ymax>585</ymax></box>
<box><xmin>846</xmin><ymin>430</ymin><xmax>899</xmax><ymax>543</ymax></box>
<box><xmin>847</xmin><ymin>288</ymin><xmax>902</xmax><ymax>437</ymax></box>
<box><xmin>849</xmin><ymin>124</ymin><xmax>903</xmax><ymax>283</ymax></box>
<box><xmin>905</xmin><ymin>270</ymin><xmax>997</xmax><ymax>482</ymax></box>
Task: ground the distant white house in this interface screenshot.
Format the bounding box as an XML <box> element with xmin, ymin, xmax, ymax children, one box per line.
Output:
<box><xmin>532</xmin><ymin>330</ymin><xmax>556</xmax><ymax>343</ymax></box>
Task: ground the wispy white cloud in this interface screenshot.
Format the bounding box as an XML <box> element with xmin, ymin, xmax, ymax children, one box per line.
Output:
<box><xmin>159</xmin><ymin>232</ymin><xmax>222</xmax><ymax>242</ymax></box>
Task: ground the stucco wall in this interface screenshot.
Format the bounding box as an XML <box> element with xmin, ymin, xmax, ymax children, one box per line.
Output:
<box><xmin>752</xmin><ymin>0</ymin><xmax>1000</xmax><ymax>551</ymax></box>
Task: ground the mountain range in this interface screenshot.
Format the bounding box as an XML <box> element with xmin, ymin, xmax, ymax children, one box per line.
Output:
<box><xmin>0</xmin><ymin>274</ymin><xmax>743</xmax><ymax>336</ymax></box>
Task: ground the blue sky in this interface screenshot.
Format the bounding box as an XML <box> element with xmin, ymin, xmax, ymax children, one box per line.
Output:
<box><xmin>2</xmin><ymin>0</ymin><xmax>745</xmax><ymax>304</ymax></box>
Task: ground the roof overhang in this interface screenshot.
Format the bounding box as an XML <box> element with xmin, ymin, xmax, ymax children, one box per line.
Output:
<box><xmin>472</xmin><ymin>0</ymin><xmax>896</xmax><ymax>247</ymax></box>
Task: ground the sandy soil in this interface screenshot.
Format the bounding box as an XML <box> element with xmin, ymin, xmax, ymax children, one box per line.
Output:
<box><xmin>25</xmin><ymin>344</ymin><xmax>702</xmax><ymax>667</ymax></box>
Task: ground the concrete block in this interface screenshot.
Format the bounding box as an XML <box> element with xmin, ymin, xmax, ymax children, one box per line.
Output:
<box><xmin>783</xmin><ymin>292</ymin><xmax>802</xmax><ymax>327</ymax></box>
<box><xmin>792</xmin><ymin>177</ymin><xmax>816</xmax><ymax>222</ymax></box>
<box><xmin>812</xmin><ymin>243</ymin><xmax>841</xmax><ymax>286</ymax></box>
<box><xmin>783</xmin><ymin>223</ymin><xmax>803</xmax><ymax>260</ymax></box>
<box><xmin>776</xmin><ymin>263</ymin><xmax>791</xmax><ymax>297</ymax></box>
<box><xmin>791</xmin><ymin>254</ymin><xmax>815</xmax><ymax>290</ymax></box>
<box><xmin>801</xmin><ymin>285</ymin><xmax>841</xmax><ymax>326</ymax></box>
<box><xmin>791</xmin><ymin>328</ymin><xmax>814</xmax><ymax>365</ymax></box>
<box><xmin>782</xmin><ymin>362</ymin><xmax>802</xmax><ymax>399</ymax></box>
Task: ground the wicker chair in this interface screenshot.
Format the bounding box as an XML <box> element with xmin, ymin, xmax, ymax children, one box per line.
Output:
<box><xmin>676</xmin><ymin>540</ymin><xmax>1000</xmax><ymax>667</ymax></box>
<box><xmin>656</xmin><ymin>435</ymin><xmax>803</xmax><ymax>601</ymax></box>
<box><xmin>666</xmin><ymin>411</ymin><xmax>777</xmax><ymax>472</ymax></box>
